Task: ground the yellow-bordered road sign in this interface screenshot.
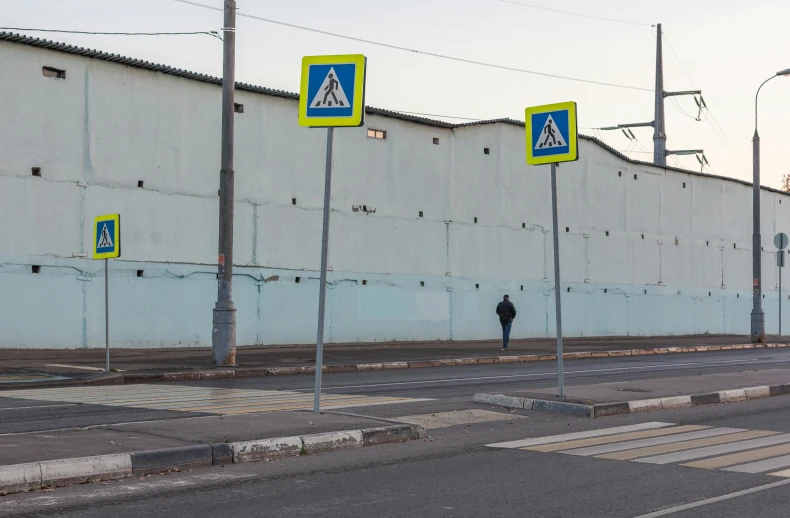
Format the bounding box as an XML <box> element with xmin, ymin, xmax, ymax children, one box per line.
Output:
<box><xmin>525</xmin><ymin>101</ymin><xmax>578</xmax><ymax>165</ymax></box>
<box><xmin>298</xmin><ymin>54</ymin><xmax>367</xmax><ymax>127</ymax></box>
<box><xmin>93</xmin><ymin>214</ymin><xmax>121</xmax><ymax>260</ymax></box>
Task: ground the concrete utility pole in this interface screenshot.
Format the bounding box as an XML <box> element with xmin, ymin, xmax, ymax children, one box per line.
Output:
<box><xmin>213</xmin><ymin>0</ymin><xmax>237</xmax><ymax>366</ymax></box>
<box><xmin>653</xmin><ymin>23</ymin><xmax>667</xmax><ymax>167</ymax></box>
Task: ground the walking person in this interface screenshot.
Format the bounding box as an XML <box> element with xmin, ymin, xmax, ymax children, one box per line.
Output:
<box><xmin>496</xmin><ymin>295</ymin><xmax>517</xmax><ymax>350</ymax></box>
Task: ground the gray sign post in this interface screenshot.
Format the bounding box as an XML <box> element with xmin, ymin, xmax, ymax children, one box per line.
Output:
<box><xmin>298</xmin><ymin>54</ymin><xmax>368</xmax><ymax>413</ymax></box>
<box><xmin>775</xmin><ymin>233</ymin><xmax>788</xmax><ymax>344</ymax></box>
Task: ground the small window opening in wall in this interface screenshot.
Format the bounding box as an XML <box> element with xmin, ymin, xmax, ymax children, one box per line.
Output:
<box><xmin>522</xmin><ymin>223</ymin><xmax>526</xmax><ymax>229</ymax></box>
<box><xmin>475</xmin><ymin>284</ymin><xmax>480</xmax><ymax>290</ymax></box>
<box><xmin>642</xmin><ymin>234</ymin><xmax>645</xmax><ymax>239</ymax></box>
<box><xmin>604</xmin><ymin>288</ymin><xmax>608</xmax><ymax>293</ymax></box>
<box><xmin>634</xmin><ymin>174</ymin><xmax>638</xmax><ymax>180</ymax></box>
<box><xmin>567</xmin><ymin>287</ymin><xmax>571</xmax><ymax>293</ymax></box>
<box><xmin>644</xmin><ymin>290</ymin><xmax>647</xmax><ymax>294</ymax></box>
<box><xmin>420</xmin><ymin>281</ymin><xmax>425</xmax><ymax>287</ymax></box>
<box><xmin>419</xmin><ymin>211</ymin><xmax>424</xmax><ymax>218</ymax></box>
<box><xmin>605</xmin><ymin>231</ymin><xmax>610</xmax><ymax>236</ymax></box>
<box><xmin>138</xmin><ymin>180</ymin><xmax>144</xmax><ymax>188</ymax></box>
<box><xmin>683</xmin><ymin>182</ymin><xmax>686</xmax><ymax>188</ymax></box>
<box><xmin>618</xmin><ymin>171</ymin><xmax>622</xmax><ymax>177</ymax></box>
<box><xmin>474</xmin><ymin>217</ymin><xmax>478</xmax><ymax>224</ymax></box>
<box><xmin>234</xmin><ymin>103</ymin><xmax>244</xmax><ymax>113</ymax></box>
<box><xmin>367</xmin><ymin>129</ymin><xmax>386</xmax><ymax>139</ymax></box>
<box><xmin>737</xmin><ymin>294</ymin><xmax>740</xmax><ymax>298</ymax></box>
<box><xmin>137</xmin><ymin>270</ymin><xmax>144</xmax><ymax>277</ymax></box>
<box><xmin>484</xmin><ymin>147</ymin><xmax>490</xmax><ymax>155</ymax></box>
<box><xmin>42</xmin><ymin>66</ymin><xmax>66</xmax><ymax>79</ymax></box>
<box><xmin>734</xmin><ymin>243</ymin><xmax>736</xmax><ymax>249</ymax></box>
<box><xmin>520</xmin><ymin>285</ymin><xmax>524</xmax><ymax>291</ymax></box>
<box><xmin>295</xmin><ymin>277</ymin><xmax>301</xmax><ymax>283</ymax></box>
<box><xmin>565</xmin><ymin>227</ymin><xmax>569</xmax><ymax>233</ymax></box>
<box><xmin>432</xmin><ymin>137</ymin><xmax>439</xmax><ymax>145</ymax></box>
<box><xmin>31</xmin><ymin>265</ymin><xmax>41</xmax><ymax>274</ymax></box>
<box><xmin>31</xmin><ymin>167</ymin><xmax>41</xmax><ymax>177</ymax></box>
<box><xmin>706</xmin><ymin>241</ymin><xmax>709</xmax><ymax>246</ymax></box>
<box><xmin>362</xmin><ymin>280</ymin><xmax>367</xmax><ymax>286</ymax></box>
<box><xmin>292</xmin><ymin>198</ymin><xmax>297</xmax><ymax>205</ymax></box>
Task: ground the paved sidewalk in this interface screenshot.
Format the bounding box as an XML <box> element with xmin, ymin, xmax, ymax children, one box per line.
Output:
<box><xmin>0</xmin><ymin>335</ymin><xmax>759</xmax><ymax>378</ymax></box>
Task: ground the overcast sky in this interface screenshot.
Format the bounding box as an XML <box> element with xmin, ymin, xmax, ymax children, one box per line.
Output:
<box><xmin>5</xmin><ymin>0</ymin><xmax>790</xmax><ymax>186</ymax></box>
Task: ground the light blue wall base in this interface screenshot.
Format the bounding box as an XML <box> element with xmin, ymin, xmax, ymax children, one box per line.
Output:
<box><xmin>1</xmin><ymin>257</ymin><xmax>775</xmax><ymax>349</ymax></box>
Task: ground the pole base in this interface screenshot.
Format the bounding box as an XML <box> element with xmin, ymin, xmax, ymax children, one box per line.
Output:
<box><xmin>751</xmin><ymin>310</ymin><xmax>765</xmax><ymax>343</ymax></box>
<box><xmin>212</xmin><ymin>304</ymin><xmax>237</xmax><ymax>366</ymax></box>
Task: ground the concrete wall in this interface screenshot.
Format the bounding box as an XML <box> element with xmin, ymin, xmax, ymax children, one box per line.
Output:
<box><xmin>1</xmin><ymin>40</ymin><xmax>788</xmax><ymax>348</ymax></box>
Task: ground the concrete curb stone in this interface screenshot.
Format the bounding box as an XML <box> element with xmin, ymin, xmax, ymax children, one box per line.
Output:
<box><xmin>302</xmin><ymin>430</ymin><xmax>363</xmax><ymax>453</ymax></box>
<box><xmin>42</xmin><ymin>454</ymin><xmax>132</xmax><ymax>487</ymax></box>
<box><xmin>131</xmin><ymin>445</ymin><xmax>212</xmax><ymax>475</ymax></box>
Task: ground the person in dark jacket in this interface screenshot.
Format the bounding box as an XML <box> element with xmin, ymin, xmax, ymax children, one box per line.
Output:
<box><xmin>495</xmin><ymin>295</ymin><xmax>517</xmax><ymax>350</ymax></box>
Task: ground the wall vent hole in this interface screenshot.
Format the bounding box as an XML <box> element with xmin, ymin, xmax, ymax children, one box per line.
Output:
<box><xmin>234</xmin><ymin>103</ymin><xmax>244</xmax><ymax>113</ymax></box>
<box><xmin>644</xmin><ymin>290</ymin><xmax>647</xmax><ymax>294</ymax></box>
<box><xmin>138</xmin><ymin>180</ymin><xmax>144</xmax><ymax>188</ymax></box>
<box><xmin>605</xmin><ymin>231</ymin><xmax>610</xmax><ymax>236</ymax></box>
<box><xmin>565</xmin><ymin>227</ymin><xmax>569</xmax><ymax>233</ymax></box>
<box><xmin>642</xmin><ymin>234</ymin><xmax>645</xmax><ymax>239</ymax></box>
<box><xmin>137</xmin><ymin>270</ymin><xmax>144</xmax><ymax>277</ymax></box>
<box><xmin>420</xmin><ymin>281</ymin><xmax>425</xmax><ymax>287</ymax></box>
<box><xmin>31</xmin><ymin>167</ymin><xmax>41</xmax><ymax>177</ymax></box>
<box><xmin>567</xmin><ymin>287</ymin><xmax>571</xmax><ymax>292</ymax></box>
<box><xmin>475</xmin><ymin>284</ymin><xmax>480</xmax><ymax>289</ymax></box>
<box><xmin>618</xmin><ymin>171</ymin><xmax>622</xmax><ymax>177</ymax></box>
<box><xmin>419</xmin><ymin>211</ymin><xmax>424</xmax><ymax>218</ymax></box>
<box><xmin>31</xmin><ymin>265</ymin><xmax>41</xmax><ymax>274</ymax></box>
<box><xmin>292</xmin><ymin>198</ymin><xmax>297</xmax><ymax>205</ymax></box>
<box><xmin>522</xmin><ymin>223</ymin><xmax>526</xmax><ymax>229</ymax></box>
<box><xmin>484</xmin><ymin>147</ymin><xmax>490</xmax><ymax>155</ymax></box>
<box><xmin>42</xmin><ymin>66</ymin><xmax>66</xmax><ymax>79</ymax></box>
<box><xmin>683</xmin><ymin>182</ymin><xmax>686</xmax><ymax>188</ymax></box>
<box><xmin>432</xmin><ymin>137</ymin><xmax>439</xmax><ymax>145</ymax></box>
<box><xmin>295</xmin><ymin>277</ymin><xmax>301</xmax><ymax>283</ymax></box>
<box><xmin>362</xmin><ymin>280</ymin><xmax>367</xmax><ymax>286</ymax></box>
<box><xmin>604</xmin><ymin>288</ymin><xmax>608</xmax><ymax>293</ymax></box>
<box><xmin>520</xmin><ymin>285</ymin><xmax>524</xmax><ymax>291</ymax></box>
<box><xmin>474</xmin><ymin>217</ymin><xmax>478</xmax><ymax>224</ymax></box>
<box><xmin>634</xmin><ymin>174</ymin><xmax>638</xmax><ymax>180</ymax></box>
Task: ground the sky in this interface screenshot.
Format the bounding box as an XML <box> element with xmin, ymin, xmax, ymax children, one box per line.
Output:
<box><xmin>4</xmin><ymin>0</ymin><xmax>790</xmax><ymax>187</ymax></box>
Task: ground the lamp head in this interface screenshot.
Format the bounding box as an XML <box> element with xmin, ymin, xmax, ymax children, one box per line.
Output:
<box><xmin>777</xmin><ymin>68</ymin><xmax>790</xmax><ymax>76</ymax></box>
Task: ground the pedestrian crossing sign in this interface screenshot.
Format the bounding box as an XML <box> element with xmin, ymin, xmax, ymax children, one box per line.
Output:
<box><xmin>299</xmin><ymin>54</ymin><xmax>367</xmax><ymax>128</ymax></box>
<box><xmin>93</xmin><ymin>214</ymin><xmax>121</xmax><ymax>260</ymax></box>
<box><xmin>525</xmin><ymin>101</ymin><xmax>578</xmax><ymax>165</ymax></box>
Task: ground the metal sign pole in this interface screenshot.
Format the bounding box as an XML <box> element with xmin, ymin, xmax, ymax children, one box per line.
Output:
<box><xmin>550</xmin><ymin>162</ymin><xmax>564</xmax><ymax>397</ymax></box>
<box><xmin>105</xmin><ymin>258</ymin><xmax>110</xmax><ymax>372</ymax></box>
<box><xmin>780</xmin><ymin>251</ymin><xmax>784</xmax><ymax>344</ymax></box>
<box><xmin>314</xmin><ymin>127</ymin><xmax>335</xmax><ymax>414</ymax></box>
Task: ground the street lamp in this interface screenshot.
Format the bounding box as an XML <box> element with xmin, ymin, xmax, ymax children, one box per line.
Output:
<box><xmin>751</xmin><ymin>68</ymin><xmax>790</xmax><ymax>343</ymax></box>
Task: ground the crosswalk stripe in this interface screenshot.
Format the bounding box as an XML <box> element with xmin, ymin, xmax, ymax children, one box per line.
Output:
<box><xmin>527</xmin><ymin>425</ymin><xmax>705</xmax><ymax>453</ymax></box>
<box><xmin>636</xmin><ymin>434</ymin><xmax>790</xmax><ymax>465</ymax></box>
<box><xmin>769</xmin><ymin>469</ymin><xmax>790</xmax><ymax>478</ymax></box>
<box><xmin>683</xmin><ymin>443</ymin><xmax>790</xmax><ymax>469</ymax></box>
<box><xmin>599</xmin><ymin>430</ymin><xmax>779</xmax><ymax>461</ymax></box>
<box><xmin>724</xmin><ymin>454</ymin><xmax>790</xmax><ymax>474</ymax></box>
<box><xmin>561</xmin><ymin>428</ymin><xmax>745</xmax><ymax>457</ymax></box>
<box><xmin>487</xmin><ymin>422</ymin><xmax>674</xmax><ymax>449</ymax></box>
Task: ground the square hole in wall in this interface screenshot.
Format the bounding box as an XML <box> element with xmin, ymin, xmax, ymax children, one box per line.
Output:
<box><xmin>234</xmin><ymin>103</ymin><xmax>244</xmax><ymax>113</ymax></box>
<box><xmin>295</xmin><ymin>277</ymin><xmax>301</xmax><ymax>283</ymax></box>
<box><xmin>137</xmin><ymin>270</ymin><xmax>144</xmax><ymax>277</ymax></box>
<box><xmin>520</xmin><ymin>285</ymin><xmax>524</xmax><ymax>291</ymax></box>
<box><xmin>737</xmin><ymin>294</ymin><xmax>740</xmax><ymax>298</ymax></box>
<box><xmin>522</xmin><ymin>223</ymin><xmax>526</xmax><ymax>229</ymax></box>
<box><xmin>706</xmin><ymin>241</ymin><xmax>709</xmax><ymax>246</ymax></box>
<box><xmin>634</xmin><ymin>174</ymin><xmax>638</xmax><ymax>180</ymax></box>
<box><xmin>363</xmin><ymin>205</ymin><xmax>367</xmax><ymax>212</ymax></box>
<box><xmin>604</xmin><ymin>288</ymin><xmax>608</xmax><ymax>293</ymax></box>
<box><xmin>734</xmin><ymin>243</ymin><xmax>737</xmax><ymax>249</ymax></box>
<box><xmin>683</xmin><ymin>182</ymin><xmax>686</xmax><ymax>188</ymax></box>
<box><xmin>31</xmin><ymin>167</ymin><xmax>41</xmax><ymax>177</ymax></box>
<box><xmin>362</xmin><ymin>280</ymin><xmax>367</xmax><ymax>286</ymax></box>
<box><xmin>292</xmin><ymin>198</ymin><xmax>297</xmax><ymax>205</ymax></box>
<box><xmin>618</xmin><ymin>171</ymin><xmax>622</xmax><ymax>177</ymax></box>
<box><xmin>644</xmin><ymin>290</ymin><xmax>647</xmax><ymax>294</ymax></box>
<box><xmin>138</xmin><ymin>180</ymin><xmax>144</xmax><ymax>188</ymax></box>
<box><xmin>419</xmin><ymin>211</ymin><xmax>424</xmax><ymax>218</ymax></box>
<box><xmin>31</xmin><ymin>265</ymin><xmax>41</xmax><ymax>274</ymax></box>
<box><xmin>475</xmin><ymin>284</ymin><xmax>480</xmax><ymax>290</ymax></box>
<box><xmin>420</xmin><ymin>281</ymin><xmax>425</xmax><ymax>287</ymax></box>
<box><xmin>42</xmin><ymin>66</ymin><xmax>66</xmax><ymax>79</ymax></box>
<box><xmin>474</xmin><ymin>217</ymin><xmax>478</xmax><ymax>224</ymax></box>
<box><xmin>605</xmin><ymin>231</ymin><xmax>610</xmax><ymax>236</ymax></box>
<box><xmin>484</xmin><ymin>148</ymin><xmax>490</xmax><ymax>155</ymax></box>
<box><xmin>433</xmin><ymin>138</ymin><xmax>439</xmax><ymax>145</ymax></box>
<box><xmin>642</xmin><ymin>234</ymin><xmax>645</xmax><ymax>239</ymax></box>
<box><xmin>709</xmin><ymin>292</ymin><xmax>712</xmax><ymax>296</ymax></box>
<box><xmin>567</xmin><ymin>287</ymin><xmax>571</xmax><ymax>292</ymax></box>
<box><xmin>565</xmin><ymin>227</ymin><xmax>569</xmax><ymax>233</ymax></box>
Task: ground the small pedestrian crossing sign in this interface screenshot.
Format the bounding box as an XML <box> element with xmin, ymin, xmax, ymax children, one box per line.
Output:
<box><xmin>93</xmin><ymin>214</ymin><xmax>121</xmax><ymax>260</ymax></box>
<box><xmin>525</xmin><ymin>101</ymin><xmax>578</xmax><ymax>165</ymax></box>
<box><xmin>299</xmin><ymin>54</ymin><xmax>367</xmax><ymax>127</ymax></box>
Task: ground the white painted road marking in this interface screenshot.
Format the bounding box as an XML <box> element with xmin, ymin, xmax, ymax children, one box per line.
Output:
<box><xmin>631</xmin><ymin>479</ymin><xmax>790</xmax><ymax>517</ymax></box>
<box><xmin>487</xmin><ymin>422</ymin><xmax>674</xmax><ymax>449</ymax></box>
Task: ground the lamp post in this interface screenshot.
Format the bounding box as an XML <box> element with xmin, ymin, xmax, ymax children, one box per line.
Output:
<box><xmin>751</xmin><ymin>68</ymin><xmax>790</xmax><ymax>343</ymax></box>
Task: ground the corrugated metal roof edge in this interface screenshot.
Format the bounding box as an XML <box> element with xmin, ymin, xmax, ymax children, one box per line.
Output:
<box><xmin>2</xmin><ymin>32</ymin><xmax>782</xmax><ymax>196</ymax></box>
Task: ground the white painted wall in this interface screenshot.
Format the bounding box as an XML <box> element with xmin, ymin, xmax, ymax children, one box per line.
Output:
<box><xmin>1</xmin><ymin>39</ymin><xmax>787</xmax><ymax>349</ymax></box>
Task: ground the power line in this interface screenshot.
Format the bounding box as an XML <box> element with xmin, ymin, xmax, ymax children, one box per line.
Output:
<box><xmin>498</xmin><ymin>0</ymin><xmax>650</xmax><ymax>27</ymax></box>
<box><xmin>0</xmin><ymin>27</ymin><xmax>221</xmax><ymax>40</ymax></box>
<box><xmin>172</xmin><ymin>0</ymin><xmax>652</xmax><ymax>93</ymax></box>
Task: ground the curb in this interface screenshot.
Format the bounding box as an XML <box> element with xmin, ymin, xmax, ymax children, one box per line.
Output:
<box><xmin>0</xmin><ymin>423</ymin><xmax>424</xmax><ymax>496</ymax></box>
<box><xmin>6</xmin><ymin>343</ymin><xmax>786</xmax><ymax>391</ymax></box>
<box><xmin>474</xmin><ymin>383</ymin><xmax>790</xmax><ymax>418</ymax></box>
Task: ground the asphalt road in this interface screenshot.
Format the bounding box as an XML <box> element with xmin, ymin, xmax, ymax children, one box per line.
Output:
<box><xmin>4</xmin><ymin>348</ymin><xmax>790</xmax><ymax>517</ymax></box>
<box><xmin>4</xmin><ymin>348</ymin><xmax>790</xmax><ymax>434</ymax></box>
